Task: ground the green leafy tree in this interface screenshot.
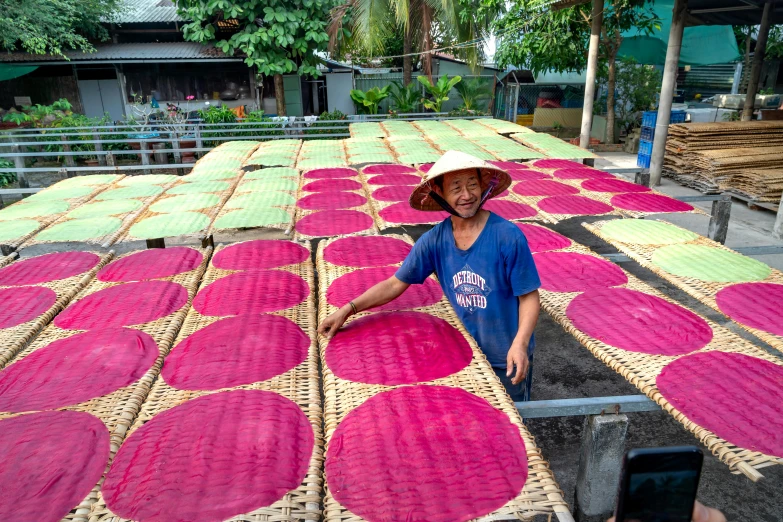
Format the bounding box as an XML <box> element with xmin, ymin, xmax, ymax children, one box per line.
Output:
<box><xmin>454</xmin><ymin>77</ymin><xmax>491</xmax><ymax>111</ymax></box>
<box><xmin>0</xmin><ymin>0</ymin><xmax>121</xmax><ymax>57</ymax></box>
<box><xmin>350</xmin><ymin>86</ymin><xmax>391</xmax><ymax>114</ymax></box>
<box><xmin>418</xmin><ymin>75</ymin><xmax>461</xmax><ymax>112</ymax></box>
<box><xmin>177</xmin><ymin>0</ymin><xmax>337</xmax><ymax>116</ymax></box>
<box><xmin>389</xmin><ymin>81</ymin><xmax>421</xmax><ymax>113</ymax></box>
<box><xmin>596</xmin><ymin>57</ymin><xmax>660</xmax><ymax>134</ymax></box>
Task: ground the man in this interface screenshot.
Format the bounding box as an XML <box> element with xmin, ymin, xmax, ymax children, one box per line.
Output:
<box><xmin>318</xmin><ymin>151</ymin><xmax>541</xmax><ymax>401</ymax></box>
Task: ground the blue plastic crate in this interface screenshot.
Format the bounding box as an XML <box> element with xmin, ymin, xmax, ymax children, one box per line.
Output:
<box><xmin>638</xmin><ymin>139</ymin><xmax>653</xmax><ymax>156</ymax></box>
<box><xmin>640</xmin><ymin>126</ymin><xmax>654</xmax><ymax>141</ymax></box>
<box><xmin>642</xmin><ymin>110</ymin><xmax>686</xmax><ymax>128</ymax></box>
<box><xmin>561</xmin><ymin>99</ymin><xmax>583</xmax><ymax>109</ymax></box>
<box><xmin>637</xmin><ymin>153</ymin><xmax>651</xmax><ymax>169</ymax></box>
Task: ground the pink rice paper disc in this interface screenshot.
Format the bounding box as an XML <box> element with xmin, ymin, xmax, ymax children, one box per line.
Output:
<box><xmin>0</xmin><ymin>410</ymin><xmax>109</xmax><ymax>522</ymax></box>
<box><xmin>489</xmin><ymin>160</ymin><xmax>529</xmax><ymax>170</ymax></box>
<box><xmin>367</xmin><ymin>173</ymin><xmax>423</xmax><ymax>186</ymax></box>
<box><xmin>303</xmin><ymin>167</ymin><xmax>357</xmax><ymax>179</ymax></box>
<box><xmin>326</xmin><ymin>312</ymin><xmax>472</xmax><ymax>385</ymax></box>
<box><xmin>54</xmin><ymin>280</ymin><xmax>188</xmax><ymax>330</ymax></box>
<box><xmin>162</xmin><ymin>315</ymin><xmax>308</xmax><ymax>390</ymax></box>
<box><xmin>0</xmin><ymin>286</ymin><xmax>56</xmax><ymax>329</ymax></box>
<box><xmin>193</xmin><ymin>270</ymin><xmax>308</xmax><ymax>316</ymax></box>
<box><xmin>372</xmin><ymin>185</ymin><xmax>415</xmax><ymax>202</ymax></box>
<box><xmin>534</xmin><ymin>251</ymin><xmax>628</xmax><ymax>292</ymax></box>
<box><xmin>0</xmin><ymin>328</ymin><xmax>157</xmax><ymax>412</ymax></box>
<box><xmin>566</xmin><ymin>287</ymin><xmax>713</xmax><ymax>355</ymax></box>
<box><xmin>212</xmin><ymin>240</ymin><xmax>309</xmax><ymax>270</ymax></box>
<box><xmin>326</xmin><ymin>385</ymin><xmax>527</xmax><ymax>522</ymax></box>
<box><xmin>715</xmin><ymin>283</ymin><xmax>783</xmax><ymax>336</ymax></box>
<box><xmin>581</xmin><ymin>178</ymin><xmax>651</xmax><ymax>193</ymax></box>
<box><xmin>0</xmin><ymin>251</ymin><xmax>100</xmax><ymax>287</ymax></box>
<box><xmin>418</xmin><ymin>163</ymin><xmax>434</xmax><ymax>173</ymax></box>
<box><xmin>552</xmin><ymin>168</ymin><xmax>614</xmax><ymax>180</ymax></box>
<box><xmin>328</xmin><ymin>266</ymin><xmax>442</xmax><ymax>311</ymax></box>
<box><xmin>379</xmin><ymin>202</ymin><xmax>449</xmax><ymax>224</ymax></box>
<box><xmin>323</xmin><ymin>235</ymin><xmax>412</xmax><ymax>267</ymax></box>
<box><xmin>537</xmin><ymin>195</ymin><xmax>614</xmax><ymax>216</ymax></box>
<box><xmin>297</xmin><ymin>191</ymin><xmax>367</xmax><ymax>210</ymax></box>
<box><xmin>103</xmin><ymin>390</ymin><xmax>314</xmax><ymax>522</ymax></box>
<box><xmin>516</xmin><ymin>223</ymin><xmax>572</xmax><ymax>253</ymax></box>
<box><xmin>512</xmin><ymin>180</ymin><xmax>580</xmax><ymax>197</ymax></box>
<box><xmin>611</xmin><ymin>193</ymin><xmax>694</xmax><ymax>213</ymax></box>
<box><xmin>533</xmin><ymin>159</ymin><xmax>587</xmax><ymax>170</ymax></box>
<box><xmin>97</xmin><ymin>247</ymin><xmax>202</xmax><ymax>283</ymax></box>
<box><xmin>301</xmin><ymin>179</ymin><xmax>362</xmax><ymax>192</ymax></box>
<box><xmin>657</xmin><ymin>351</ymin><xmax>783</xmax><ymax>457</ymax></box>
<box><xmin>483</xmin><ymin>199</ymin><xmax>538</xmax><ymax>220</ymax></box>
<box><xmin>508</xmin><ymin>169</ymin><xmax>549</xmax><ymax>181</ymax></box>
<box><xmin>362</xmin><ymin>164</ymin><xmax>417</xmax><ymax>175</ymax></box>
<box><xmin>295</xmin><ymin>209</ymin><xmax>374</xmax><ymax>236</ymax></box>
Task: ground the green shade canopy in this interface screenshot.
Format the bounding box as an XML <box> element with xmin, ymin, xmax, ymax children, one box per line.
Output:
<box><xmin>36</xmin><ymin>217</ymin><xmax>122</xmax><ymax>242</ymax></box>
<box><xmin>652</xmin><ymin>244</ymin><xmax>771</xmax><ymax>282</ymax></box>
<box><xmin>0</xmin><ymin>64</ymin><xmax>38</xmax><ymax>82</ymax></box>
<box><xmin>600</xmin><ymin>220</ymin><xmax>699</xmax><ymax>245</ymax></box>
<box><xmin>129</xmin><ymin>212</ymin><xmax>210</xmax><ymax>239</ymax></box>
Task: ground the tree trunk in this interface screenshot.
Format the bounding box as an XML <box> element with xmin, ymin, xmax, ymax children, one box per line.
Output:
<box><xmin>744</xmin><ymin>25</ymin><xmax>752</xmax><ymax>85</ymax></box>
<box><xmin>274</xmin><ymin>74</ymin><xmax>287</xmax><ymax>116</ymax></box>
<box><xmin>421</xmin><ymin>5</ymin><xmax>434</xmax><ymax>83</ymax></box>
<box><xmin>606</xmin><ymin>52</ymin><xmax>617</xmax><ymax>144</ymax></box>
<box><xmin>403</xmin><ymin>24</ymin><xmax>412</xmax><ymax>86</ymax></box>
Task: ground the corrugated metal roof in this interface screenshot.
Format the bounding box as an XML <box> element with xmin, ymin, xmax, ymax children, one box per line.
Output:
<box><xmin>114</xmin><ymin>0</ymin><xmax>185</xmax><ymax>23</ymax></box>
<box><xmin>0</xmin><ymin>43</ymin><xmax>238</xmax><ymax>63</ymax></box>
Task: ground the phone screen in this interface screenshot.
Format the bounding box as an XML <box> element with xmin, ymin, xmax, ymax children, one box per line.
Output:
<box><xmin>616</xmin><ymin>447</ymin><xmax>703</xmax><ymax>522</ymax></box>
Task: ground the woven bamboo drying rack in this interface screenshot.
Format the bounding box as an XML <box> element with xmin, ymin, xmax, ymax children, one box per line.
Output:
<box><xmin>585</xmin><ymin>219</ymin><xmax>783</xmax><ymax>353</ymax></box>
<box><xmin>0</xmin><ymin>180</ymin><xmax>122</xmax><ymax>252</ymax></box>
<box><xmin>87</xmin><ymin>240</ymin><xmax>323</xmax><ymax>522</ymax></box>
<box><xmin>502</xmin><ymin>178</ymin><xmax>560</xmax><ymax>224</ymax></box>
<box><xmin>509</xmin><ymin>134</ymin><xmax>597</xmax><ymax>160</ymax></box>
<box><xmin>294</xmin><ymin>169</ymin><xmax>380</xmax><ymax>240</ymax></box>
<box><xmin>0</xmin><ymin>251</ymin><xmax>114</xmax><ymax>368</ymax></box>
<box><xmin>526</xmin><ymin>224</ymin><xmax>783</xmax><ymax>480</ymax></box>
<box><xmin>344</xmin><ymin>138</ymin><xmax>397</xmax><ymax>166</ymax></box>
<box><xmin>0</xmin><ymin>246</ymin><xmax>209</xmax><ymax>521</ymax></box>
<box><xmin>297</xmin><ymin>140</ymin><xmax>349</xmax><ymax>170</ymax></box>
<box><xmin>243</xmin><ymin>139</ymin><xmax>303</xmax><ymax>170</ymax></box>
<box><xmin>211</xmin><ymin>168</ymin><xmax>298</xmax><ymax>239</ymax></box>
<box><xmin>511</xmin><ymin>192</ymin><xmax>620</xmax><ymax>223</ymax></box>
<box><xmin>316</xmin><ymin>235</ymin><xmax>572</xmax><ymax>522</ymax></box>
<box><xmin>20</xmin><ymin>179</ymin><xmax>179</xmax><ymax>250</ymax></box>
<box><xmin>0</xmin><ymin>253</ymin><xmax>15</xmax><ymax>269</ymax></box>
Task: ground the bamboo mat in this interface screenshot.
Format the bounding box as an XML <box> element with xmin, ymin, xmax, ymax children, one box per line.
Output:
<box><xmin>297</xmin><ymin>139</ymin><xmax>348</xmax><ymax>170</ymax></box>
<box><xmin>88</xmin><ymin>240</ymin><xmax>323</xmax><ymax>522</ymax></box>
<box><xmin>585</xmin><ymin>219</ymin><xmax>783</xmax><ymax>353</ymax></box>
<box><xmin>0</xmin><ymin>178</ymin><xmax>122</xmax><ymax>252</ymax></box>
<box><xmin>294</xmin><ymin>169</ymin><xmax>380</xmax><ymax>240</ymax></box>
<box><xmin>510</xmin><ymin>133</ymin><xmax>596</xmax><ymax>159</ymax></box>
<box><xmin>502</xmin><ymin>178</ymin><xmax>560</xmax><ymax>224</ymax></box>
<box><xmin>344</xmin><ymin>137</ymin><xmax>396</xmax><ymax>165</ymax></box>
<box><xmin>528</xmin><ymin>223</ymin><xmax>783</xmax><ymax>480</ymax></box>
<box><xmin>476</xmin><ymin>118</ymin><xmax>534</xmax><ymax>135</ymax></box>
<box><xmin>0</xmin><ymin>246</ymin><xmax>209</xmax><ymax>521</ymax></box>
<box><xmin>243</xmin><ymin>139</ymin><xmax>302</xmax><ymax>169</ymax></box>
<box><xmin>349</xmin><ymin>122</ymin><xmax>386</xmax><ymax>139</ymax></box>
<box><xmin>0</xmin><ymin>251</ymin><xmax>113</xmax><ymax>368</ymax></box>
<box><xmin>512</xmin><ymin>192</ymin><xmax>620</xmax><ymax>222</ymax></box>
<box><xmin>0</xmin><ymin>253</ymin><xmax>15</xmax><ymax>269</ymax></box>
<box><xmin>316</xmin><ymin>235</ymin><xmax>572</xmax><ymax>522</ymax></box>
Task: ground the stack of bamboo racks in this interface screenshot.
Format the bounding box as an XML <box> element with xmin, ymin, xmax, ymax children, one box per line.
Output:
<box><xmin>663</xmin><ymin>121</ymin><xmax>783</xmax><ymax>200</ymax></box>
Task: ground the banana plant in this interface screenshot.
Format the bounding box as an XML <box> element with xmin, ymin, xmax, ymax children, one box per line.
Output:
<box><xmin>418</xmin><ymin>75</ymin><xmax>462</xmax><ymax>113</ymax></box>
<box><xmin>350</xmin><ymin>86</ymin><xmax>391</xmax><ymax>115</ymax></box>
<box><xmin>389</xmin><ymin>82</ymin><xmax>420</xmax><ymax>114</ymax></box>
<box><xmin>454</xmin><ymin>78</ymin><xmax>491</xmax><ymax>111</ymax></box>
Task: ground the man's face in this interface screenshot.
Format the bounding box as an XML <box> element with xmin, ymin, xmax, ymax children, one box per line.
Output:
<box><xmin>435</xmin><ymin>170</ymin><xmax>484</xmax><ymax>218</ymax></box>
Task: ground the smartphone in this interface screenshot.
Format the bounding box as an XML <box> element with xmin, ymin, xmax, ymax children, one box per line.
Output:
<box><xmin>614</xmin><ymin>446</ymin><xmax>703</xmax><ymax>522</ymax></box>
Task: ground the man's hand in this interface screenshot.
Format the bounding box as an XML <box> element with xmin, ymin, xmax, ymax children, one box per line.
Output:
<box><xmin>506</xmin><ymin>343</ymin><xmax>529</xmax><ymax>385</ymax></box>
<box><xmin>318</xmin><ymin>307</ymin><xmax>351</xmax><ymax>339</ymax></box>
<box><xmin>607</xmin><ymin>501</ymin><xmax>726</xmax><ymax>522</ymax></box>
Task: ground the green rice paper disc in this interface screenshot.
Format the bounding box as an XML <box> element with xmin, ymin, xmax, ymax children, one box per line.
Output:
<box><xmin>652</xmin><ymin>244</ymin><xmax>771</xmax><ymax>282</ymax></box>
<box><xmin>243</xmin><ymin>167</ymin><xmax>299</xmax><ymax>180</ymax></box>
<box><xmin>213</xmin><ymin>208</ymin><xmax>291</xmax><ymax>230</ymax></box>
<box><xmin>297</xmin><ymin>159</ymin><xmax>345</xmax><ymax>170</ymax></box>
<box><xmin>182</xmin><ymin>170</ymin><xmax>237</xmax><ymax>182</ymax></box>
<box><xmin>600</xmin><ymin>220</ymin><xmax>699</xmax><ymax>245</ymax></box>
<box><xmin>36</xmin><ymin>217</ymin><xmax>122</xmax><ymax>242</ymax></box>
<box><xmin>67</xmin><ymin>199</ymin><xmax>143</xmax><ymax>219</ymax></box>
<box><xmin>0</xmin><ymin>200</ymin><xmax>68</xmax><ymax>221</ymax></box>
<box><xmin>95</xmin><ymin>184</ymin><xmax>165</xmax><ymax>200</ymax></box>
<box><xmin>150</xmin><ymin>194</ymin><xmax>221</xmax><ymax>213</ymax></box>
<box><xmin>166</xmin><ymin>181</ymin><xmax>230</xmax><ymax>195</ymax></box>
<box><xmin>118</xmin><ymin>174</ymin><xmax>179</xmax><ymax>186</ymax></box>
<box><xmin>236</xmin><ymin>178</ymin><xmax>297</xmax><ymax>193</ymax></box>
<box><xmin>0</xmin><ymin>219</ymin><xmax>40</xmax><ymax>242</ymax></box>
<box><xmin>129</xmin><ymin>211</ymin><xmax>210</xmax><ymax>239</ymax></box>
<box><xmin>52</xmin><ymin>175</ymin><xmax>120</xmax><ymax>188</ymax></box>
<box><xmin>248</xmin><ymin>155</ymin><xmax>295</xmax><ymax>166</ymax></box>
<box><xmin>224</xmin><ymin>191</ymin><xmax>295</xmax><ymax>209</ymax></box>
<box><xmin>26</xmin><ymin>186</ymin><xmax>95</xmax><ymax>202</ymax></box>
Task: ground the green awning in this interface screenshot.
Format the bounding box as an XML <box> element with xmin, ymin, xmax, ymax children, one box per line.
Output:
<box><xmin>620</xmin><ymin>0</ymin><xmax>740</xmax><ymax>66</ymax></box>
<box><xmin>0</xmin><ymin>64</ymin><xmax>38</xmax><ymax>82</ymax></box>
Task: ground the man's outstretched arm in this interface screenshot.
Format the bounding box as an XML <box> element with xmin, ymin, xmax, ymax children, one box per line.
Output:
<box><xmin>318</xmin><ymin>276</ymin><xmax>410</xmax><ymax>338</ymax></box>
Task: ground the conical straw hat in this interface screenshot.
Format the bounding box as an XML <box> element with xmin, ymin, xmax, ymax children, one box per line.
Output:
<box><xmin>409</xmin><ymin>150</ymin><xmax>511</xmax><ymax>211</ymax></box>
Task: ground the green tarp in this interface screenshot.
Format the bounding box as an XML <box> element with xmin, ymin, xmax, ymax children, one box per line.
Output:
<box><xmin>620</xmin><ymin>0</ymin><xmax>741</xmax><ymax>65</ymax></box>
<box><xmin>0</xmin><ymin>64</ymin><xmax>38</xmax><ymax>82</ymax></box>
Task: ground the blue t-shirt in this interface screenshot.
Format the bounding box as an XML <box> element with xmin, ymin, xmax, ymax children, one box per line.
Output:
<box><xmin>395</xmin><ymin>212</ymin><xmax>541</xmax><ymax>367</ymax></box>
